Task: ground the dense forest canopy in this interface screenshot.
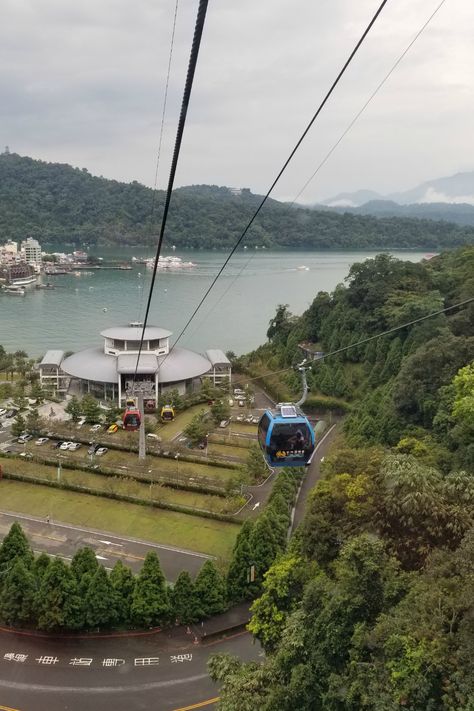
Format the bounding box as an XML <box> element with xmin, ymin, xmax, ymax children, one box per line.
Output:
<box><xmin>212</xmin><ymin>247</ymin><xmax>474</xmax><ymax>710</ymax></box>
<box><xmin>1</xmin><ymin>152</ymin><xmax>474</xmax><ymax>249</ymax></box>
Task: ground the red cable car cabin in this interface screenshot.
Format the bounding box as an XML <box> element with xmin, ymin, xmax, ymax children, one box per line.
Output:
<box><xmin>123</xmin><ymin>403</ymin><xmax>141</xmax><ymax>431</ymax></box>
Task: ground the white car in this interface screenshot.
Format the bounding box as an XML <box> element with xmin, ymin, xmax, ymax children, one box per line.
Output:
<box><xmin>35</xmin><ymin>437</ymin><xmax>49</xmax><ymax>445</ymax></box>
<box><xmin>60</xmin><ymin>441</ymin><xmax>73</xmax><ymax>450</ymax></box>
<box><xmin>95</xmin><ymin>447</ymin><xmax>108</xmax><ymax>456</ymax></box>
<box><xmin>233</xmin><ymin>389</ymin><xmax>245</xmax><ymax>396</ymax></box>
<box><xmin>219</xmin><ymin>419</ymin><xmax>230</xmax><ymax>428</ymax></box>
<box><xmin>68</xmin><ymin>442</ymin><xmax>81</xmax><ymax>451</ymax></box>
<box><xmin>89</xmin><ymin>424</ymin><xmax>102</xmax><ymax>432</ymax></box>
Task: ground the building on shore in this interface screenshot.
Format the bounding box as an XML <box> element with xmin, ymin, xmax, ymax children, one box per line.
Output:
<box><xmin>20</xmin><ymin>237</ymin><xmax>42</xmax><ymax>272</ymax></box>
<box><xmin>39</xmin><ymin>323</ymin><xmax>231</xmax><ymax>407</ymax></box>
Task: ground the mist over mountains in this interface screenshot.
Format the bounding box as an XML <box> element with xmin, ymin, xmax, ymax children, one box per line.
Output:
<box><xmin>318</xmin><ymin>171</ymin><xmax>474</xmax><ymax>226</ymax></box>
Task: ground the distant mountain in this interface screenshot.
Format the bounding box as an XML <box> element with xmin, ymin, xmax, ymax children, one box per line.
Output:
<box><xmin>1</xmin><ymin>152</ymin><xmax>474</xmax><ymax>250</ymax></box>
<box><xmin>322</xmin><ymin>200</ymin><xmax>474</xmax><ymax>228</ymax></box>
<box><xmin>322</xmin><ymin>171</ymin><xmax>474</xmax><ymax>207</ymax></box>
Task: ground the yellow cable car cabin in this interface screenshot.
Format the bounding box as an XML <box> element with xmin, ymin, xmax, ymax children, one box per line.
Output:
<box><xmin>160</xmin><ymin>405</ymin><xmax>175</xmax><ymax>422</ymax></box>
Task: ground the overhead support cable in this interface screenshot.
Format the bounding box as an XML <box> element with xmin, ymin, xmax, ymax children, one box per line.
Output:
<box><xmin>133</xmin><ymin>0</ymin><xmax>209</xmax><ymax>384</ymax></box>
<box><xmin>232</xmin><ymin>296</ymin><xmax>474</xmax><ymax>388</ymax></box>
<box><xmin>164</xmin><ymin>0</ymin><xmax>391</xmax><ymax>356</ymax></box>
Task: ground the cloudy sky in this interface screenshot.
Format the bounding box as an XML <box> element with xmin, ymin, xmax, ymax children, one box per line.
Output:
<box><xmin>1</xmin><ymin>0</ymin><xmax>472</xmax><ymax>202</ymax></box>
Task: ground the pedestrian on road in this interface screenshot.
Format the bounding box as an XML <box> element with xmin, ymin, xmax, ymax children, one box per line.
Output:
<box><xmin>46</xmin><ymin>514</ymin><xmax>50</xmax><ymax>524</ymax></box>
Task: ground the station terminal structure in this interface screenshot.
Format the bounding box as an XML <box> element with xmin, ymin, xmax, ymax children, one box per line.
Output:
<box><xmin>39</xmin><ymin>323</ymin><xmax>231</xmax><ymax>410</ymax></box>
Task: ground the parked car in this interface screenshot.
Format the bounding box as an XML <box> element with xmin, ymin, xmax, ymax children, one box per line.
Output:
<box><xmin>19</xmin><ymin>452</ymin><xmax>33</xmax><ymax>459</ymax></box>
<box><xmin>4</xmin><ymin>409</ymin><xmax>17</xmax><ymax>418</ymax></box>
<box><xmin>238</xmin><ymin>400</ymin><xmax>245</xmax><ymax>407</ymax></box>
<box><xmin>146</xmin><ymin>433</ymin><xmax>160</xmax><ymax>441</ymax></box>
<box><xmin>90</xmin><ymin>424</ymin><xmax>102</xmax><ymax>432</ymax></box>
<box><xmin>18</xmin><ymin>433</ymin><xmax>33</xmax><ymax>443</ymax></box>
<box><xmin>95</xmin><ymin>447</ymin><xmax>108</xmax><ymax>456</ymax></box>
<box><xmin>219</xmin><ymin>419</ymin><xmax>230</xmax><ymax>428</ymax></box>
<box><xmin>53</xmin><ymin>441</ymin><xmax>64</xmax><ymax>449</ymax></box>
<box><xmin>35</xmin><ymin>437</ymin><xmax>49</xmax><ymax>445</ymax></box>
<box><xmin>68</xmin><ymin>442</ymin><xmax>81</xmax><ymax>451</ymax></box>
<box><xmin>60</xmin><ymin>441</ymin><xmax>73</xmax><ymax>450</ymax></box>
<box><xmin>76</xmin><ymin>417</ymin><xmax>87</xmax><ymax>429</ymax></box>
<box><xmin>234</xmin><ymin>388</ymin><xmax>245</xmax><ymax>395</ymax></box>
<box><xmin>107</xmin><ymin>423</ymin><xmax>119</xmax><ymax>434</ymax></box>
<box><xmin>234</xmin><ymin>394</ymin><xmax>246</xmax><ymax>401</ymax></box>
<box><xmin>88</xmin><ymin>444</ymin><xmax>102</xmax><ymax>455</ymax></box>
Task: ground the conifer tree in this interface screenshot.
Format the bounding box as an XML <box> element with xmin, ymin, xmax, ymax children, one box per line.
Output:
<box><xmin>71</xmin><ymin>547</ymin><xmax>99</xmax><ymax>581</ymax></box>
<box><xmin>0</xmin><ymin>559</ymin><xmax>36</xmax><ymax>627</ymax></box>
<box><xmin>0</xmin><ymin>523</ymin><xmax>34</xmax><ymax>591</ymax></box>
<box><xmin>36</xmin><ymin>558</ymin><xmax>82</xmax><ymax>631</ymax></box>
<box><xmin>226</xmin><ymin>520</ymin><xmax>254</xmax><ymax>602</ymax></box>
<box><xmin>172</xmin><ymin>571</ymin><xmax>200</xmax><ymax>624</ymax></box>
<box><xmin>110</xmin><ymin>560</ymin><xmax>135</xmax><ymax>627</ymax></box>
<box><xmin>85</xmin><ymin>566</ymin><xmax>116</xmax><ymax>629</ymax></box>
<box><xmin>194</xmin><ymin>560</ymin><xmax>227</xmax><ymax>618</ymax></box>
<box><xmin>131</xmin><ymin>552</ymin><xmax>170</xmax><ymax>627</ymax></box>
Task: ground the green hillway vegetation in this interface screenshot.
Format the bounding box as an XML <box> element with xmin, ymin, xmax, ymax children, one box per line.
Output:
<box><xmin>0</xmin><ymin>468</ymin><xmax>300</xmax><ymax>632</ymax></box>
<box><xmin>1</xmin><ymin>152</ymin><xmax>474</xmax><ymax>249</ymax></box>
<box><xmin>208</xmin><ymin>247</ymin><xmax>474</xmax><ymax>711</ymax></box>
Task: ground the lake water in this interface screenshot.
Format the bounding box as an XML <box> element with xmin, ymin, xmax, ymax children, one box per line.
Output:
<box><xmin>0</xmin><ymin>248</ymin><xmax>428</xmax><ymax>357</ymax></box>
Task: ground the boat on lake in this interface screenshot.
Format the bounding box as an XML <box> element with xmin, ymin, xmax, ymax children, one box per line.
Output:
<box><xmin>11</xmin><ymin>274</ymin><xmax>37</xmax><ymax>286</ymax></box>
<box><xmin>145</xmin><ymin>256</ymin><xmax>196</xmax><ymax>270</ymax></box>
<box><xmin>2</xmin><ymin>285</ymin><xmax>26</xmax><ymax>295</ymax></box>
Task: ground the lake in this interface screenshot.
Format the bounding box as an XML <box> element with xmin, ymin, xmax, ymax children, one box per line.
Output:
<box><xmin>0</xmin><ymin>248</ymin><xmax>429</xmax><ymax>357</ymax></box>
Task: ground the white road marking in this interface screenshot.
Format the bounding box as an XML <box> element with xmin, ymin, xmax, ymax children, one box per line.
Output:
<box><xmin>95</xmin><ymin>555</ymin><xmax>108</xmax><ymax>561</ymax></box>
<box><xmin>97</xmin><ymin>540</ymin><xmax>123</xmax><ymax>547</ymax></box>
<box><xmin>252</xmin><ymin>502</ymin><xmax>260</xmax><ymax>510</ymax></box>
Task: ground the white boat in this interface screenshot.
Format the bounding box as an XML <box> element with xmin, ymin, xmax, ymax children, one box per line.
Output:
<box><xmin>297</xmin><ymin>265</ymin><xmax>310</xmax><ymax>271</ymax></box>
<box><xmin>11</xmin><ymin>274</ymin><xmax>37</xmax><ymax>286</ymax></box>
<box><xmin>145</xmin><ymin>256</ymin><xmax>196</xmax><ymax>270</ymax></box>
<box><xmin>2</xmin><ymin>285</ymin><xmax>26</xmax><ymax>295</ymax></box>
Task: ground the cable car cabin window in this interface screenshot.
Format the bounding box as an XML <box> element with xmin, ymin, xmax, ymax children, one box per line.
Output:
<box><xmin>258</xmin><ymin>414</ymin><xmax>270</xmax><ymax>448</ymax></box>
<box><xmin>270</xmin><ymin>423</ymin><xmax>311</xmax><ymax>456</ymax></box>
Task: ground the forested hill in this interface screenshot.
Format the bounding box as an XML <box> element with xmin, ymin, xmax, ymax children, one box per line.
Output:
<box><xmin>1</xmin><ymin>152</ymin><xmax>474</xmax><ymax>249</ymax></box>
<box><xmin>212</xmin><ymin>247</ymin><xmax>474</xmax><ymax>710</ymax></box>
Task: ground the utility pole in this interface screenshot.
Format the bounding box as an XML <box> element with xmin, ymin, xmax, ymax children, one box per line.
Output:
<box><xmin>138</xmin><ymin>393</ymin><xmax>146</xmax><ymax>460</ymax></box>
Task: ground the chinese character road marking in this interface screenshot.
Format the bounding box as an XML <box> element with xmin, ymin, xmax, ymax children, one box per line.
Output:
<box><xmin>69</xmin><ymin>658</ymin><xmax>93</xmax><ymax>666</ymax></box>
<box><xmin>4</xmin><ymin>653</ymin><xmax>28</xmax><ymax>663</ymax></box>
<box><xmin>36</xmin><ymin>656</ymin><xmax>59</xmax><ymax>665</ymax></box>
<box><xmin>170</xmin><ymin>654</ymin><xmax>193</xmax><ymax>663</ymax></box>
<box><xmin>102</xmin><ymin>658</ymin><xmax>125</xmax><ymax>667</ymax></box>
<box><xmin>134</xmin><ymin>657</ymin><xmax>160</xmax><ymax>667</ymax></box>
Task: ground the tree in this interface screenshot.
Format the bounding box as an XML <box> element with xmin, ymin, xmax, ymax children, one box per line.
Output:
<box><xmin>172</xmin><ymin>571</ymin><xmax>200</xmax><ymax>624</ymax></box>
<box><xmin>131</xmin><ymin>552</ymin><xmax>170</xmax><ymax>627</ymax></box>
<box><xmin>0</xmin><ymin>523</ymin><xmax>33</xmax><ymax>589</ymax></box>
<box><xmin>65</xmin><ymin>395</ymin><xmax>82</xmax><ymax>423</ymax></box>
<box><xmin>11</xmin><ymin>413</ymin><xmax>26</xmax><ymax>437</ymax></box>
<box><xmin>210</xmin><ymin>399</ymin><xmax>230</xmax><ymax>424</ymax></box>
<box><xmin>109</xmin><ymin>560</ymin><xmax>135</xmax><ymax>627</ymax></box>
<box><xmin>226</xmin><ymin>520</ymin><xmax>255</xmax><ymax>602</ymax></box>
<box><xmin>0</xmin><ymin>559</ymin><xmax>36</xmax><ymax>627</ymax></box>
<box><xmin>26</xmin><ymin>407</ymin><xmax>41</xmax><ymax>434</ymax></box>
<box><xmin>194</xmin><ymin>560</ymin><xmax>227</xmax><ymax>618</ymax></box>
<box><xmin>71</xmin><ymin>547</ymin><xmax>99</xmax><ymax>581</ymax></box>
<box><xmin>85</xmin><ymin>566</ymin><xmax>116</xmax><ymax>629</ymax></box>
<box><xmin>267</xmin><ymin>304</ymin><xmax>294</xmax><ymax>345</ymax></box>
<box><xmin>249</xmin><ymin>513</ymin><xmax>285</xmax><ymax>590</ymax></box>
<box><xmin>36</xmin><ymin>559</ymin><xmax>82</xmax><ymax>631</ymax></box>
<box><xmin>184</xmin><ymin>410</ymin><xmax>208</xmax><ymax>446</ymax></box>
<box><xmin>80</xmin><ymin>395</ymin><xmax>101</xmax><ymax>424</ymax></box>
<box><xmin>244</xmin><ymin>444</ymin><xmax>267</xmax><ymax>484</ymax></box>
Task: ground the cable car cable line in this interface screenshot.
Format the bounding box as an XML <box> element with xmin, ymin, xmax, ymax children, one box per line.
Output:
<box><xmin>160</xmin><ymin>0</ymin><xmax>390</xmax><ymax>360</ymax></box>
<box><xmin>292</xmin><ymin>0</ymin><xmax>448</xmax><ymax>205</ymax></box>
<box><xmin>233</xmin><ymin>295</ymin><xmax>474</xmax><ymax>389</ymax></box>
<box><xmin>177</xmin><ymin>0</ymin><xmax>448</xmax><ymax>342</ymax></box>
<box><xmin>136</xmin><ymin>0</ymin><xmax>180</xmax><ymax>325</ymax></box>
<box><xmin>130</xmin><ymin>0</ymin><xmax>209</xmax><ymax>401</ymax></box>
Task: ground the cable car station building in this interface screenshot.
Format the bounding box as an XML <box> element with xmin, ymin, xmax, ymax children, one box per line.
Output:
<box><xmin>45</xmin><ymin>324</ymin><xmax>231</xmax><ymax>407</ymax></box>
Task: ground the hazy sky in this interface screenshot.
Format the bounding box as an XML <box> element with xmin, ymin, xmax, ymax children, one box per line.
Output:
<box><xmin>1</xmin><ymin>0</ymin><xmax>472</xmax><ymax>202</ymax></box>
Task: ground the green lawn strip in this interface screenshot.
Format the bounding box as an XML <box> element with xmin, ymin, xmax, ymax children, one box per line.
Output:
<box><xmin>1</xmin><ymin>458</ymin><xmax>230</xmax><ymax>513</ymax></box>
<box><xmin>208</xmin><ymin>443</ymin><xmax>247</xmax><ymax>460</ymax></box>
<box><xmin>227</xmin><ymin>423</ymin><xmax>258</xmax><ymax>435</ymax></box>
<box><xmin>0</xmin><ymin>480</ymin><xmax>239</xmax><ymax>559</ymax></box>
<box><xmin>155</xmin><ymin>404</ymin><xmax>212</xmax><ymax>441</ymax></box>
<box><xmin>208</xmin><ymin>433</ymin><xmax>254</xmax><ymax>448</ymax></box>
<box><xmin>28</xmin><ymin>442</ymin><xmax>237</xmax><ymax>483</ymax></box>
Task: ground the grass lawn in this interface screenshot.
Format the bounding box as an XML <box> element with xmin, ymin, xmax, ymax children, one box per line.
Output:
<box><xmin>2</xmin><ymin>458</ymin><xmax>231</xmax><ymax>513</ymax></box>
<box><xmin>25</xmin><ymin>441</ymin><xmax>237</xmax><ymax>484</ymax></box>
<box><xmin>228</xmin><ymin>422</ymin><xmax>257</xmax><ymax>435</ymax></box>
<box><xmin>155</xmin><ymin>404</ymin><xmax>211</xmax><ymax>441</ymax></box>
<box><xmin>0</xmin><ymin>479</ymin><xmax>240</xmax><ymax>559</ymax></box>
<box><xmin>208</xmin><ymin>442</ymin><xmax>248</xmax><ymax>461</ymax></box>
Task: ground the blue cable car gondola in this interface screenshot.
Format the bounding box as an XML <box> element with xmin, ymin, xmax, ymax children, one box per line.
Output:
<box><xmin>258</xmin><ymin>403</ymin><xmax>315</xmax><ymax>467</ymax></box>
<box><xmin>123</xmin><ymin>398</ymin><xmax>141</xmax><ymax>431</ymax></box>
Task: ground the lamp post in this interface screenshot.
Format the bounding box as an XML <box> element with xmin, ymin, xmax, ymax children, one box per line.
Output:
<box><xmin>57</xmin><ymin>459</ymin><xmax>61</xmax><ymax>483</ymax></box>
<box><xmin>206</xmin><ymin>434</ymin><xmax>209</xmax><ymax>463</ymax></box>
<box><xmin>175</xmin><ymin>453</ymin><xmax>180</xmax><ymax>484</ymax></box>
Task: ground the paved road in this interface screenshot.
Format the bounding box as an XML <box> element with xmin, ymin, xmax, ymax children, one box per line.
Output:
<box><xmin>0</xmin><ymin>512</ymin><xmax>212</xmax><ymax>582</ymax></box>
<box><xmin>0</xmin><ymin>627</ymin><xmax>261</xmax><ymax>711</ymax></box>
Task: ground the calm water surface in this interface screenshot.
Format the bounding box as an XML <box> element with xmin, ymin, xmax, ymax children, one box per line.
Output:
<box><xmin>0</xmin><ymin>249</ymin><xmax>428</xmax><ymax>357</ymax></box>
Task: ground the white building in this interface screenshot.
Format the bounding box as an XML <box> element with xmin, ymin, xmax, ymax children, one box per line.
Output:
<box><xmin>46</xmin><ymin>323</ymin><xmax>231</xmax><ymax>408</ymax></box>
<box><xmin>21</xmin><ymin>237</ymin><xmax>42</xmax><ymax>271</ymax></box>
<box><xmin>0</xmin><ymin>240</ymin><xmax>19</xmax><ymax>264</ymax></box>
